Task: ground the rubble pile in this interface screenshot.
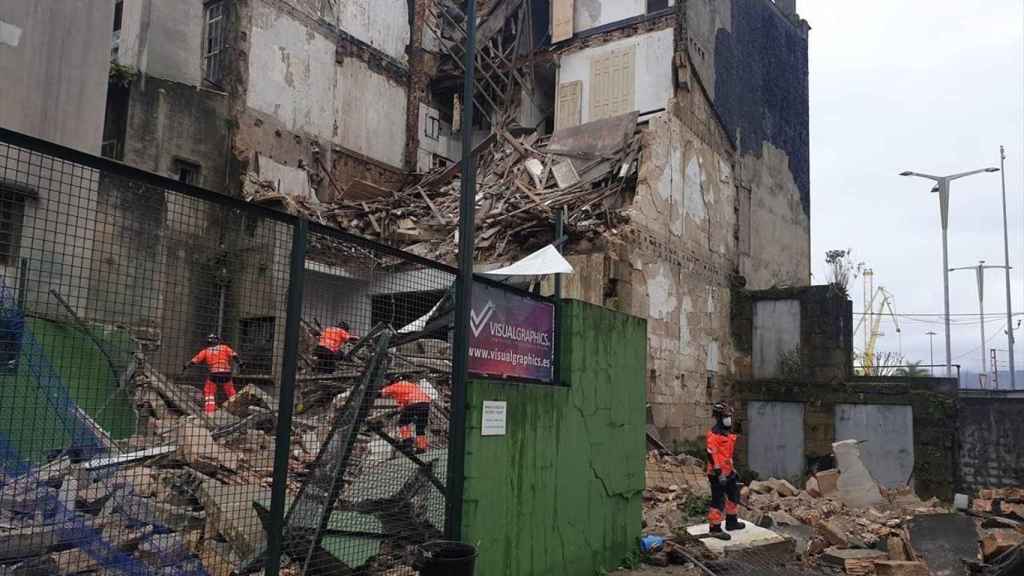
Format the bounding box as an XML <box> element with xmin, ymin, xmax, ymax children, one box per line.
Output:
<box><xmin>244</xmin><ymin>114</ymin><xmax>643</xmax><ymax>263</ymax></box>
<box><xmin>642</xmin><ymin>445</ymin><xmax>1024</xmax><ymax>575</ymax></box>
<box><xmin>0</xmin><ymin>343</ymin><xmax>453</xmax><ymax>575</ymax></box>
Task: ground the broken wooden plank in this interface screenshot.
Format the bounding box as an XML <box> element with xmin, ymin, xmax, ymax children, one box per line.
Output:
<box><xmin>83</xmin><ymin>446</ymin><xmax>177</xmax><ymax>471</ymax></box>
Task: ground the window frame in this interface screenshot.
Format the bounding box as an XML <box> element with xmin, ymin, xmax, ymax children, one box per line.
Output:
<box><xmin>0</xmin><ymin>186</ymin><xmax>30</xmax><ymax>268</ymax></box>
<box><xmin>203</xmin><ymin>1</ymin><xmax>227</xmax><ymax>87</ymax></box>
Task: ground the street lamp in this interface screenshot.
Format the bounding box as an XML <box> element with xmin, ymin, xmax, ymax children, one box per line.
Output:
<box><xmin>950</xmin><ymin>260</ymin><xmax>1011</xmax><ymax>388</ymax></box>
<box><xmin>900</xmin><ymin>167</ymin><xmax>1000</xmax><ymax>377</ymax></box>
<box><xmin>926</xmin><ymin>331</ymin><xmax>937</xmax><ymax>376</ymax></box>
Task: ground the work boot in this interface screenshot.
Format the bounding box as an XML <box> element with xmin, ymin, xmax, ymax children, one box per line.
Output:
<box><xmin>399</xmin><ymin>438</ymin><xmax>415</xmax><ymax>453</ymax></box>
<box><xmin>708</xmin><ymin>524</ymin><xmax>731</xmax><ymax>541</ymax></box>
<box><xmin>726</xmin><ymin>515</ymin><xmax>746</xmax><ymax>531</ymax></box>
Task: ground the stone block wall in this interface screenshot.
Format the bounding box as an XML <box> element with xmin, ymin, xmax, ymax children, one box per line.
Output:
<box><xmin>958</xmin><ymin>396</ymin><xmax>1024</xmax><ymax>491</ymax></box>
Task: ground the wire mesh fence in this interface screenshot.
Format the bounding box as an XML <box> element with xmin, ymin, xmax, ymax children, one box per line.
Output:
<box><xmin>0</xmin><ymin>128</ymin><xmax>458</xmax><ymax>575</ymax></box>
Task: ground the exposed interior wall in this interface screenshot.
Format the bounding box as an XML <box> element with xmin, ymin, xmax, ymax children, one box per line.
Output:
<box><xmin>573</xmin><ymin>0</ymin><xmax>646</xmax><ymax>33</ymax></box>
<box><xmin>236</xmin><ymin>0</ymin><xmax>410</xmax><ymax>194</ymax></box>
<box><xmin>834</xmin><ymin>403</ymin><xmax>915</xmax><ymax>489</ymax></box>
<box><xmin>958</xmin><ymin>397</ymin><xmax>1024</xmax><ymax>491</ymax></box>
<box><xmin>462</xmin><ymin>300</ymin><xmax>646</xmax><ymax>576</ymax></box>
<box><xmin>556</xmin><ymin>28</ymin><xmax>674</xmax><ymax>124</ymax></box>
<box><xmin>0</xmin><ymin>0</ymin><xmax>114</xmax><ymax>153</ymax></box>
<box><xmin>746</xmin><ymin>400</ymin><xmax>804</xmax><ymax>483</ymax></box>
<box><xmin>683</xmin><ymin>0</ymin><xmax>810</xmax><ymax>290</ymax></box>
<box><xmin>334</xmin><ymin>58</ymin><xmax>408</xmax><ymax>168</ymax></box>
<box><xmin>734</xmin><ymin>378</ymin><xmax>958</xmax><ymax>499</ymax></box>
<box><xmin>117</xmin><ymin>0</ymin><xmax>205</xmax><ymax>87</ymax></box>
<box><xmin>337</xmin><ymin>0</ymin><xmax>411</xmax><ymax>63</ymax></box>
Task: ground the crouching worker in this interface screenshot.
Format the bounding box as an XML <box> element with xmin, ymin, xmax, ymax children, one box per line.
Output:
<box><xmin>185</xmin><ymin>334</ymin><xmax>241</xmax><ymax>414</ymax></box>
<box><xmin>706</xmin><ymin>402</ymin><xmax>745</xmax><ymax>540</ymax></box>
<box><xmin>315</xmin><ymin>321</ymin><xmax>352</xmax><ymax>374</ymax></box>
<box><xmin>381</xmin><ymin>379</ymin><xmax>432</xmax><ymax>454</ymax></box>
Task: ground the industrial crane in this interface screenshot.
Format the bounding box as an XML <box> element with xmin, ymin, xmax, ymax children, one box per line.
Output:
<box><xmin>854</xmin><ymin>270</ymin><xmax>902</xmax><ymax>374</ymax></box>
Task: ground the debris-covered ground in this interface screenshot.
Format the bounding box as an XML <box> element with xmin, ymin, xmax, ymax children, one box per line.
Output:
<box><xmin>0</xmin><ymin>325</ymin><xmax>453</xmax><ymax>576</ymax></box>
<box><xmin>640</xmin><ymin>441</ymin><xmax>1024</xmax><ymax>576</ymax></box>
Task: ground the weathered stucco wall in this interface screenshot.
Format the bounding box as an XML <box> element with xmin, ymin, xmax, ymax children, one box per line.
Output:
<box><xmin>958</xmin><ymin>397</ymin><xmax>1024</xmax><ymax>491</ymax></box>
<box><xmin>746</xmin><ymin>400</ymin><xmax>804</xmax><ymax>483</ymax></box>
<box><xmin>683</xmin><ymin>0</ymin><xmax>810</xmax><ymax>290</ymax></box>
<box><xmin>337</xmin><ymin>0</ymin><xmax>410</xmax><ymax>63</ymax></box>
<box><xmin>117</xmin><ymin>0</ymin><xmax>205</xmax><ymax>87</ymax></box>
<box><xmin>835</xmin><ymin>403</ymin><xmax>915</xmax><ymax>489</ymax></box>
<box><xmin>573</xmin><ymin>0</ymin><xmax>648</xmax><ymax>33</ymax></box>
<box><xmin>334</xmin><ymin>58</ymin><xmax>408</xmax><ymax>168</ymax></box>
<box><xmin>462</xmin><ymin>300</ymin><xmax>646</xmax><ymax>576</ymax></box>
<box><xmin>0</xmin><ymin>0</ymin><xmax>114</xmax><ymax>154</ymax></box>
<box><xmin>122</xmin><ymin>77</ymin><xmax>230</xmax><ymax>191</ymax></box>
<box><xmin>557</xmin><ymin>28</ymin><xmax>675</xmax><ymax>123</ymax></box>
<box><xmin>624</xmin><ymin>98</ymin><xmax>738</xmax><ymax>442</ymax></box>
<box><xmin>247</xmin><ymin>2</ymin><xmax>338</xmax><ymax>143</ymax></box>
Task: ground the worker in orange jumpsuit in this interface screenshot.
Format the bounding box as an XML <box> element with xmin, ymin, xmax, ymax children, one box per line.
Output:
<box><xmin>185</xmin><ymin>334</ymin><xmax>241</xmax><ymax>414</ymax></box>
<box><xmin>380</xmin><ymin>380</ymin><xmax>432</xmax><ymax>454</ymax></box>
<box><xmin>315</xmin><ymin>321</ymin><xmax>352</xmax><ymax>374</ymax></box>
<box><xmin>706</xmin><ymin>402</ymin><xmax>745</xmax><ymax>540</ymax></box>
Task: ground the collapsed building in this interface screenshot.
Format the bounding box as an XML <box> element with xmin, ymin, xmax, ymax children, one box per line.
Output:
<box><xmin>109</xmin><ymin>0</ymin><xmax>810</xmax><ymax>445</ymax></box>
<box><xmin>5</xmin><ymin>0</ymin><xmax>810</xmax><ymax>444</ymax></box>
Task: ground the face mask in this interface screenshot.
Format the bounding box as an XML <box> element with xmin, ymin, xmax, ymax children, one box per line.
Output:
<box><xmin>722</xmin><ymin>417</ymin><xmax>733</xmax><ymax>428</ymax></box>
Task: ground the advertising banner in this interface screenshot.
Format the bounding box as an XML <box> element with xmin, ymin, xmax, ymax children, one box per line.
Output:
<box><xmin>468</xmin><ymin>282</ymin><xmax>556</xmax><ymax>383</ymax></box>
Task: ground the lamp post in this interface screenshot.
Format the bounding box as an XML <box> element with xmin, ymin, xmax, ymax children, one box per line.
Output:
<box><xmin>926</xmin><ymin>331</ymin><xmax>937</xmax><ymax>375</ymax></box>
<box><xmin>998</xmin><ymin>146</ymin><xmax>1016</xmax><ymax>389</ymax></box>
<box><xmin>950</xmin><ymin>260</ymin><xmax>1012</xmax><ymax>389</ymax></box>
<box><xmin>900</xmin><ymin>167</ymin><xmax>1000</xmax><ymax>376</ymax></box>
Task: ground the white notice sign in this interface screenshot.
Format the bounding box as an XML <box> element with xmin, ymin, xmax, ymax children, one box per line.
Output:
<box><xmin>481</xmin><ymin>401</ymin><xmax>507</xmax><ymax>436</ymax></box>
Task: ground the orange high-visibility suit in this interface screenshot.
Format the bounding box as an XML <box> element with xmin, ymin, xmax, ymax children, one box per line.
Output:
<box><xmin>315</xmin><ymin>327</ymin><xmax>351</xmax><ymax>373</ymax></box>
<box><xmin>706</xmin><ymin>425</ymin><xmax>740</xmax><ymax>525</ymax></box>
<box><xmin>381</xmin><ymin>380</ymin><xmax>432</xmax><ymax>452</ymax></box>
<box><xmin>191</xmin><ymin>345</ymin><xmax>239</xmax><ymax>413</ymax></box>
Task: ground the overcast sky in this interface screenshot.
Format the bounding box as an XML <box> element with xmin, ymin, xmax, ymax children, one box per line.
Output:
<box><xmin>799</xmin><ymin>1</ymin><xmax>1024</xmax><ymax>382</ymax></box>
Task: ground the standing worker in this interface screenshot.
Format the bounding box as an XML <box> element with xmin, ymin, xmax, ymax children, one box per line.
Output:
<box><xmin>380</xmin><ymin>379</ymin><xmax>432</xmax><ymax>454</ymax></box>
<box><xmin>706</xmin><ymin>402</ymin><xmax>745</xmax><ymax>540</ymax></box>
<box><xmin>315</xmin><ymin>321</ymin><xmax>352</xmax><ymax>374</ymax></box>
<box><xmin>185</xmin><ymin>334</ymin><xmax>241</xmax><ymax>414</ymax></box>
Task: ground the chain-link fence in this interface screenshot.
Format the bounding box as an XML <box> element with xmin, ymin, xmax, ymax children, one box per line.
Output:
<box><xmin>0</xmin><ymin>128</ymin><xmax>459</xmax><ymax>576</ymax></box>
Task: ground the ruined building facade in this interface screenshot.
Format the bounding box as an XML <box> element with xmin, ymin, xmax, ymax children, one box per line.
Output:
<box><xmin>2</xmin><ymin>0</ymin><xmax>810</xmax><ymax>444</ymax></box>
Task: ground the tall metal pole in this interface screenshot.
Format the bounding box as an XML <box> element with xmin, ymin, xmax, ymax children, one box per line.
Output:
<box><xmin>977</xmin><ymin>262</ymin><xmax>987</xmax><ymax>388</ymax></box>
<box><xmin>265</xmin><ymin>218</ymin><xmax>307</xmax><ymax>576</ymax></box>
<box><xmin>926</xmin><ymin>331</ymin><xmax>937</xmax><ymax>375</ymax></box>
<box><xmin>1000</xmin><ymin>145</ymin><xmax>1016</xmax><ymax>389</ymax></box>
<box><xmin>939</xmin><ymin>180</ymin><xmax>953</xmax><ymax>376</ymax></box>
<box><xmin>446</xmin><ymin>0</ymin><xmax>477</xmax><ymax>542</ymax></box>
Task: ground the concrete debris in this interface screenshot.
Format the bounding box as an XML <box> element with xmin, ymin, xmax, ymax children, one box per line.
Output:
<box><xmin>246</xmin><ymin>118</ymin><xmax>641</xmax><ymax>263</ymax></box>
<box><xmin>981</xmin><ymin>529</ymin><xmax>1024</xmax><ymax>562</ymax></box>
<box><xmin>833</xmin><ymin>439</ymin><xmax>886</xmax><ymax>509</ymax></box>
<box><xmin>821</xmin><ymin>547</ymin><xmax>888</xmax><ymax>575</ymax></box>
<box><xmin>907</xmin><ymin>513</ymin><xmax>978</xmax><ymax>576</ymax></box>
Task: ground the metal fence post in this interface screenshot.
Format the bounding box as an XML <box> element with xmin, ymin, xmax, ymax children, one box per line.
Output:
<box><xmin>265</xmin><ymin>218</ymin><xmax>307</xmax><ymax>576</ymax></box>
<box><xmin>445</xmin><ymin>0</ymin><xmax>478</xmax><ymax>542</ymax></box>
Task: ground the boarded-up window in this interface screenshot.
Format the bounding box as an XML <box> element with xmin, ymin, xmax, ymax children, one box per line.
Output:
<box><xmin>551</xmin><ymin>0</ymin><xmax>574</xmax><ymax>43</ymax></box>
<box><xmin>590</xmin><ymin>47</ymin><xmax>636</xmax><ymax>121</ymax></box>
<box><xmin>554</xmin><ymin>81</ymin><xmax>582</xmax><ymax>131</ymax></box>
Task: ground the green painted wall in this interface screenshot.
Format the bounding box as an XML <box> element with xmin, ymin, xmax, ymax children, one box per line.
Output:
<box><xmin>462</xmin><ymin>300</ymin><xmax>647</xmax><ymax>576</ymax></box>
<box><xmin>0</xmin><ymin>318</ymin><xmax>136</xmax><ymax>463</ymax></box>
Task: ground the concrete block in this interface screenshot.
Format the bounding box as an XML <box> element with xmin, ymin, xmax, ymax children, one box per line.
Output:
<box><xmin>873</xmin><ymin>560</ymin><xmax>929</xmax><ymax>576</ymax></box>
<box><xmin>685</xmin><ymin>523</ymin><xmax>793</xmax><ymax>558</ymax></box>
<box><xmin>197</xmin><ymin>481</ymin><xmax>271</xmax><ymax>561</ymax></box>
<box><xmin>908</xmin><ymin>513</ymin><xmax>978</xmax><ymax>576</ymax></box>
<box><xmin>833</xmin><ymin>440</ymin><xmax>885</xmax><ymax>509</ymax></box>
<box><xmin>981</xmin><ymin>529</ymin><xmax>1024</xmax><ymax>561</ymax></box>
<box><xmin>820</xmin><ymin>547</ymin><xmax>887</xmax><ymax>575</ymax></box>
<box><xmin>816</xmin><ymin>469</ymin><xmax>839</xmax><ymax>497</ymax></box>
